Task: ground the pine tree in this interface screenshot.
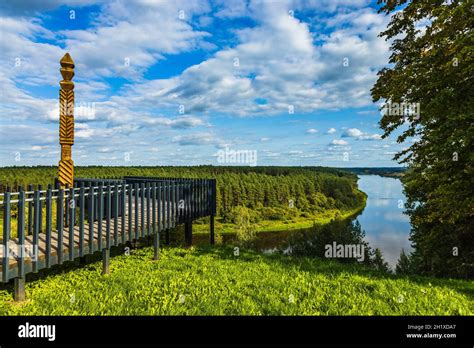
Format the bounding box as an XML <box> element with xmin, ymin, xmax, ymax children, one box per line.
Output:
<box><xmin>396</xmin><ymin>249</ymin><xmax>413</xmax><ymax>275</ymax></box>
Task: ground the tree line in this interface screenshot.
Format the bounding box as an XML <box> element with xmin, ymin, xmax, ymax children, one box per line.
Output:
<box><xmin>0</xmin><ymin>165</ymin><xmax>365</xmax><ymax>220</ymax></box>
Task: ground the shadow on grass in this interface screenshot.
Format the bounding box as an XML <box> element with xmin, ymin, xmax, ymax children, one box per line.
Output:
<box><xmin>0</xmin><ymin>225</ymin><xmax>189</xmax><ymax>297</ymax></box>
<box><xmin>1</xmin><ymin>235</ymin><xmax>472</xmax><ymax>303</ymax></box>
<box><xmin>193</xmin><ymin>244</ymin><xmax>474</xmax><ymax>300</ymax></box>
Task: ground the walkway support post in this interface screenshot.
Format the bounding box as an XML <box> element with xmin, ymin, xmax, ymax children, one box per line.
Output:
<box><xmin>153</xmin><ymin>182</ymin><xmax>160</xmax><ymax>260</ymax></box>
<box><xmin>185</xmin><ymin>220</ymin><xmax>193</xmax><ymax>246</ymax></box>
<box><xmin>14</xmin><ymin>278</ymin><xmax>25</xmax><ymax>302</ymax></box>
<box><xmin>58</xmin><ymin>53</ymin><xmax>75</xmax><ymax>188</ymax></box>
<box><xmin>210</xmin><ymin>179</ymin><xmax>216</xmax><ymax>245</ymax></box>
<box><xmin>210</xmin><ymin>215</ymin><xmax>215</xmax><ymax>245</ymax></box>
<box><xmin>102</xmin><ymin>248</ymin><xmax>110</xmax><ymax>275</ymax></box>
<box><xmin>15</xmin><ymin>188</ymin><xmax>26</xmax><ymax>301</ymax></box>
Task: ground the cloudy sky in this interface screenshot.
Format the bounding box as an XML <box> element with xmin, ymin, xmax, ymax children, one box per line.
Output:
<box><xmin>0</xmin><ymin>0</ymin><xmax>407</xmax><ymax>167</ymax></box>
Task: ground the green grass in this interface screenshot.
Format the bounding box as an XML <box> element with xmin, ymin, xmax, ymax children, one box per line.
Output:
<box><xmin>0</xmin><ymin>245</ymin><xmax>472</xmax><ymax>315</ymax></box>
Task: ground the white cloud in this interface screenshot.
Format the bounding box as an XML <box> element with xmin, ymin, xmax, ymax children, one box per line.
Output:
<box><xmin>75</xmin><ymin>123</ymin><xmax>96</xmax><ymax>138</ymax></box>
<box><xmin>0</xmin><ymin>1</ymin><xmax>392</xmax><ymax>128</ymax></box>
<box><xmin>306</xmin><ymin>128</ymin><xmax>318</xmax><ymax>134</ymax></box>
<box><xmin>262</xmin><ymin>151</ymin><xmax>281</xmax><ymax>158</ymax></box>
<box><xmin>342</xmin><ymin>128</ymin><xmax>364</xmax><ymax>137</ymax></box>
<box><xmin>61</xmin><ymin>1</ymin><xmax>211</xmax><ymax>80</ymax></box>
<box><xmin>214</xmin><ymin>0</ymin><xmax>249</xmax><ymax>18</ymax></box>
<box><xmin>342</xmin><ymin>127</ymin><xmax>382</xmax><ymax>141</ymax></box>
<box><xmin>331</xmin><ymin>139</ymin><xmax>348</xmax><ymax>145</ymax></box>
<box><xmin>298</xmin><ymin>0</ymin><xmax>371</xmax><ymax>13</ymax></box>
<box><xmin>0</xmin><ymin>0</ymin><xmax>395</xmax><ymax>166</ymax></box>
<box><xmin>0</xmin><ymin>1</ymin><xmax>213</xmax><ymax>128</ymax></box>
<box><xmin>0</xmin><ymin>17</ymin><xmax>64</xmax><ymax>87</ymax></box>
<box><xmin>143</xmin><ymin>116</ymin><xmax>206</xmax><ymax>128</ymax></box>
<box><xmin>0</xmin><ymin>0</ymin><xmax>98</xmax><ymax>16</ymax></box>
<box><xmin>172</xmin><ymin>132</ymin><xmax>221</xmax><ymax>146</ymax></box>
<box><xmin>0</xmin><ymin>125</ymin><xmax>56</xmax><ymax>146</ymax></box>
<box><xmin>358</xmin><ymin>134</ymin><xmax>382</xmax><ymax>140</ymax></box>
<box><xmin>123</xmin><ymin>3</ymin><xmax>390</xmax><ymax>118</ymax></box>
<box><xmin>357</xmin><ymin>109</ymin><xmax>375</xmax><ymax>115</ymax></box>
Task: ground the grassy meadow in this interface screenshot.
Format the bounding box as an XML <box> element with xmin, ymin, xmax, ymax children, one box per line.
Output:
<box><xmin>0</xmin><ymin>245</ymin><xmax>472</xmax><ymax>315</ymax></box>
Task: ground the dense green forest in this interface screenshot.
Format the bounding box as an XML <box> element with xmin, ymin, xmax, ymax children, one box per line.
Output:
<box><xmin>0</xmin><ymin>166</ymin><xmax>366</xmax><ymax>229</ymax></box>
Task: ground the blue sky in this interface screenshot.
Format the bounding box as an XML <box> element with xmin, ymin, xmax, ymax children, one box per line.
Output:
<box><xmin>0</xmin><ymin>0</ymin><xmax>409</xmax><ymax>167</ymax></box>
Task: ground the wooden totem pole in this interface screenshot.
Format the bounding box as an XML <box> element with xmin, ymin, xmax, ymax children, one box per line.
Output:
<box><xmin>58</xmin><ymin>53</ymin><xmax>75</xmax><ymax>187</ymax></box>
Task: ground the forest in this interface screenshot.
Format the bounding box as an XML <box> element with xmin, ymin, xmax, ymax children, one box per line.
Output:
<box><xmin>0</xmin><ymin>166</ymin><xmax>367</xmax><ymax>231</ymax></box>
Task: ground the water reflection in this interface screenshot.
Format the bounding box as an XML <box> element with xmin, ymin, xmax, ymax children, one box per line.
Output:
<box><xmin>266</xmin><ymin>220</ymin><xmax>373</xmax><ymax>265</ymax></box>
<box><xmin>194</xmin><ymin>175</ymin><xmax>412</xmax><ymax>269</ymax></box>
<box><xmin>355</xmin><ymin>175</ymin><xmax>412</xmax><ymax>267</ymax></box>
<box><xmin>199</xmin><ymin>220</ymin><xmax>376</xmax><ymax>266</ymax></box>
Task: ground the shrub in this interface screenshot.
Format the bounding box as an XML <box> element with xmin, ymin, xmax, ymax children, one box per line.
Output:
<box><xmin>233</xmin><ymin>206</ymin><xmax>257</xmax><ymax>245</ymax></box>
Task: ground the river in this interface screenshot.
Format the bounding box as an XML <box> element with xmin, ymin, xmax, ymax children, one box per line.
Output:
<box><xmin>354</xmin><ymin>175</ymin><xmax>412</xmax><ymax>268</ymax></box>
<box><xmin>195</xmin><ymin>174</ymin><xmax>412</xmax><ymax>269</ymax></box>
<box><xmin>252</xmin><ymin>174</ymin><xmax>412</xmax><ymax>268</ymax></box>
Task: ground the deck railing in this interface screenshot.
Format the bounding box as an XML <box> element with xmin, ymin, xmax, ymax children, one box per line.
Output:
<box><xmin>0</xmin><ymin>177</ymin><xmax>216</xmax><ymax>300</ymax></box>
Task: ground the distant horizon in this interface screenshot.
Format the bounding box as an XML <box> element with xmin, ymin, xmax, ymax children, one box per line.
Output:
<box><xmin>0</xmin><ymin>164</ymin><xmax>406</xmax><ymax>169</ymax></box>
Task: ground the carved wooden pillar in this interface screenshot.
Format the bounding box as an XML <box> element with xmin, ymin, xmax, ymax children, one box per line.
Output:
<box><xmin>58</xmin><ymin>53</ymin><xmax>75</xmax><ymax>188</ymax></box>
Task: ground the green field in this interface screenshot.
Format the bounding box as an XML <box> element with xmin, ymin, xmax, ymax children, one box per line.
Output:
<box><xmin>1</xmin><ymin>245</ymin><xmax>472</xmax><ymax>315</ymax></box>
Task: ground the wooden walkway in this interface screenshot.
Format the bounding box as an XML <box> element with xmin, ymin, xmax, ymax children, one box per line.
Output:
<box><xmin>1</xmin><ymin>177</ymin><xmax>217</xmax><ymax>289</ymax></box>
<box><xmin>1</xmin><ymin>201</ymin><xmax>172</xmax><ymax>279</ymax></box>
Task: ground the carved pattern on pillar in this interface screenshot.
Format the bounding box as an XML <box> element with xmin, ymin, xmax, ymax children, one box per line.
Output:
<box><xmin>58</xmin><ymin>53</ymin><xmax>75</xmax><ymax>188</ymax></box>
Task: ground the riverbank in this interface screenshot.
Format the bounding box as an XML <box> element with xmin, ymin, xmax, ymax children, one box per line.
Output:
<box><xmin>194</xmin><ymin>191</ymin><xmax>367</xmax><ymax>235</ymax></box>
<box><xmin>1</xmin><ymin>245</ymin><xmax>471</xmax><ymax>315</ymax></box>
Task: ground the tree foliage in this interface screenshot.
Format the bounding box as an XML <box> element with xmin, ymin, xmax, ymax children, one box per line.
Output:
<box><xmin>372</xmin><ymin>0</ymin><xmax>473</xmax><ymax>277</ymax></box>
<box><xmin>232</xmin><ymin>206</ymin><xmax>257</xmax><ymax>245</ymax></box>
<box><xmin>396</xmin><ymin>249</ymin><xmax>415</xmax><ymax>275</ymax></box>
